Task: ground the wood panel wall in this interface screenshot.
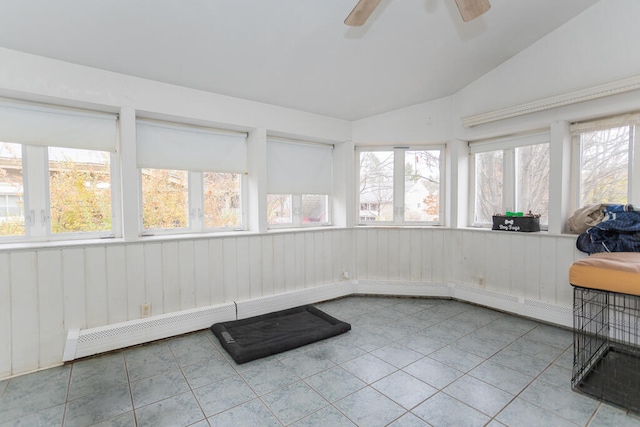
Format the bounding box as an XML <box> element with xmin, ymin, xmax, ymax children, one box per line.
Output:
<box><xmin>0</xmin><ymin>228</ymin><xmax>582</xmax><ymax>379</ymax></box>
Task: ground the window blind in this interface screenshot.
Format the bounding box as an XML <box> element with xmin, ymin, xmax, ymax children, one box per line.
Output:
<box><xmin>570</xmin><ymin>112</ymin><xmax>640</xmax><ymax>136</ymax></box>
<box><xmin>0</xmin><ymin>99</ymin><xmax>117</xmax><ymax>151</ymax></box>
<box><xmin>136</xmin><ymin>120</ymin><xmax>247</xmax><ymax>173</ymax></box>
<box><xmin>267</xmin><ymin>138</ymin><xmax>333</xmax><ymax>195</ymax></box>
<box><xmin>469</xmin><ymin>131</ymin><xmax>549</xmax><ymax>154</ymax></box>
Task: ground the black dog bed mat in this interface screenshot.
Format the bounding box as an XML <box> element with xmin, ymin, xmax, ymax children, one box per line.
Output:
<box><xmin>210</xmin><ymin>305</ymin><xmax>351</xmax><ymax>364</ymax></box>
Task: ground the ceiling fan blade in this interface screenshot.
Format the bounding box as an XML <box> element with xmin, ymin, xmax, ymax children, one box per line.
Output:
<box><xmin>344</xmin><ymin>0</ymin><xmax>382</xmax><ymax>27</ymax></box>
<box><xmin>454</xmin><ymin>0</ymin><xmax>491</xmax><ymax>22</ymax></box>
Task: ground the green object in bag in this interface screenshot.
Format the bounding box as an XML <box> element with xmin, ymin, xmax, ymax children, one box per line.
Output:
<box><xmin>505</xmin><ymin>211</ymin><xmax>524</xmax><ymax>217</ymax></box>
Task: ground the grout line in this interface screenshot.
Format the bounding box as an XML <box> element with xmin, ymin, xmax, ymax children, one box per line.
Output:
<box><xmin>120</xmin><ymin>352</ymin><xmax>139</xmax><ymax>427</ymax></box>
<box><xmin>8</xmin><ymin>296</ymin><xmax>629</xmax><ymax>427</ymax></box>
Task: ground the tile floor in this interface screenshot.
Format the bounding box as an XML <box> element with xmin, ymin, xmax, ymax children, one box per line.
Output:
<box><xmin>1</xmin><ymin>296</ymin><xmax>640</xmax><ymax>427</ymax></box>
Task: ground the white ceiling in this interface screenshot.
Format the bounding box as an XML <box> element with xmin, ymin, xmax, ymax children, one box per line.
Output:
<box><xmin>0</xmin><ymin>0</ymin><xmax>600</xmax><ymax>121</ymax></box>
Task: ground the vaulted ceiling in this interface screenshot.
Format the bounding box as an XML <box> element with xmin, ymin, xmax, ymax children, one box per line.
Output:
<box><xmin>0</xmin><ymin>0</ymin><xmax>600</xmax><ymax>120</ymax></box>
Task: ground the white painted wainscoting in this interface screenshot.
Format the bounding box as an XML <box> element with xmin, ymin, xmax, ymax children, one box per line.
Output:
<box><xmin>0</xmin><ymin>228</ymin><xmax>585</xmax><ymax>379</ymax></box>
<box><xmin>354</xmin><ymin>228</ymin><xmax>584</xmax><ymax>310</ymax></box>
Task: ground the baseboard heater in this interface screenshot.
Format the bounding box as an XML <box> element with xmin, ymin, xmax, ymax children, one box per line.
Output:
<box><xmin>63</xmin><ymin>281</ymin><xmax>356</xmax><ymax>362</ymax></box>
<box><xmin>63</xmin><ymin>302</ymin><xmax>236</xmax><ymax>361</ymax></box>
<box><xmin>62</xmin><ymin>280</ymin><xmax>571</xmax><ymax>362</ymax></box>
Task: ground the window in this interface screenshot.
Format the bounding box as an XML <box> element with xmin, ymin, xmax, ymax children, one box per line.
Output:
<box><xmin>571</xmin><ymin>113</ymin><xmax>640</xmax><ymax>208</ymax></box>
<box><xmin>471</xmin><ymin>132</ymin><xmax>550</xmax><ymax>226</ymax></box>
<box><xmin>474</xmin><ymin>150</ymin><xmax>503</xmax><ymax>224</ymax></box>
<box><xmin>516</xmin><ymin>144</ymin><xmax>550</xmax><ymax>224</ymax></box>
<box><xmin>404</xmin><ymin>150</ymin><xmax>442</xmax><ymax>222</ymax></box>
<box><xmin>136</xmin><ymin>120</ymin><xmax>246</xmax><ymax>234</ymax></box>
<box><xmin>0</xmin><ymin>142</ymin><xmax>25</xmax><ymax>236</ymax></box>
<box><xmin>267</xmin><ymin>194</ymin><xmax>292</xmax><ymax>225</ymax></box>
<box><xmin>267</xmin><ymin>138</ymin><xmax>332</xmax><ymax>227</ymax></box>
<box><xmin>266</xmin><ymin>194</ymin><xmax>329</xmax><ymax>227</ymax></box>
<box><xmin>357</xmin><ymin>147</ymin><xmax>443</xmax><ymax>225</ymax></box>
<box><xmin>359</xmin><ymin>150</ymin><xmax>393</xmax><ymax>222</ymax></box>
<box><xmin>48</xmin><ymin>147</ymin><xmax>112</xmax><ymax>234</ymax></box>
<box><xmin>0</xmin><ymin>99</ymin><xmax>118</xmax><ymax>240</ymax></box>
<box><xmin>141</xmin><ymin>168</ymin><xmax>188</xmax><ymax>230</ymax></box>
<box><xmin>203</xmin><ymin>172</ymin><xmax>241</xmax><ymax>229</ymax></box>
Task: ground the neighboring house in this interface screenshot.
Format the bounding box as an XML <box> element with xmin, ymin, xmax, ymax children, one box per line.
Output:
<box><xmin>359</xmin><ymin>184</ymin><xmax>393</xmax><ymax>221</ymax></box>
<box><xmin>0</xmin><ymin>156</ymin><xmax>23</xmax><ymax>221</ymax></box>
<box><xmin>404</xmin><ymin>179</ymin><xmax>439</xmax><ymax>222</ymax></box>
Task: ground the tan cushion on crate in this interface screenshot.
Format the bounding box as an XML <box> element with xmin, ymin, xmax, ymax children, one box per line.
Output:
<box><xmin>569</xmin><ymin>252</ymin><xmax>640</xmax><ymax>296</ymax></box>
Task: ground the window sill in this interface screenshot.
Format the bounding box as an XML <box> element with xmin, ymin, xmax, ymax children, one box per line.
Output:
<box><xmin>137</xmin><ymin>229</ymin><xmax>257</xmax><ymax>242</ymax></box>
<box><xmin>0</xmin><ymin>236</ymin><xmax>126</xmax><ymax>252</ymax></box>
<box><xmin>0</xmin><ymin>225</ymin><xmax>581</xmax><ymax>252</ymax></box>
<box><xmin>266</xmin><ymin>225</ymin><xmax>342</xmax><ymax>235</ymax></box>
<box><xmin>356</xmin><ymin>224</ymin><xmax>444</xmax><ymax>229</ymax></box>
<box><xmin>0</xmin><ymin>230</ymin><xmax>259</xmax><ymax>252</ymax></box>
<box><xmin>456</xmin><ymin>226</ymin><xmax>579</xmax><ymax>238</ymax></box>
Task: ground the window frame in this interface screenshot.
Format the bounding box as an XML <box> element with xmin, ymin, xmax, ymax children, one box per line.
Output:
<box><xmin>266</xmin><ymin>194</ymin><xmax>331</xmax><ymax>229</ymax></box>
<box><xmin>356</xmin><ymin>146</ymin><xmax>445</xmax><ymax>226</ymax></box>
<box><xmin>265</xmin><ymin>137</ymin><xmax>334</xmax><ymax>230</ymax></box>
<box><xmin>201</xmin><ymin>171</ymin><xmax>246</xmax><ymax>231</ymax></box>
<box><xmin>139</xmin><ymin>168</ymin><xmax>247</xmax><ymax>236</ymax></box>
<box><xmin>0</xmin><ymin>100</ymin><xmax>119</xmax><ymax>243</ymax></box>
<box><xmin>135</xmin><ymin>118</ymin><xmax>248</xmax><ymax>237</ymax></box>
<box><xmin>45</xmin><ymin>146</ymin><xmax>119</xmax><ymax>239</ymax></box>
<box><xmin>571</xmin><ymin>119</ymin><xmax>639</xmax><ymax>213</ymax></box>
<box><xmin>0</xmin><ymin>143</ymin><xmax>120</xmax><ymax>242</ymax></box>
<box><xmin>469</xmin><ymin>132</ymin><xmax>550</xmax><ymax>229</ymax></box>
<box><xmin>0</xmin><ymin>142</ymin><xmax>27</xmax><ymax>241</ymax></box>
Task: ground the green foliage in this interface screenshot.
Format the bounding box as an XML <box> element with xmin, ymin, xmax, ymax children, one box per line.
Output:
<box><xmin>203</xmin><ymin>172</ymin><xmax>240</xmax><ymax>228</ymax></box>
<box><xmin>141</xmin><ymin>169</ymin><xmax>188</xmax><ymax>229</ymax></box>
<box><xmin>49</xmin><ymin>161</ymin><xmax>112</xmax><ymax>233</ymax></box>
<box><xmin>0</xmin><ymin>218</ymin><xmax>24</xmax><ymax>236</ymax></box>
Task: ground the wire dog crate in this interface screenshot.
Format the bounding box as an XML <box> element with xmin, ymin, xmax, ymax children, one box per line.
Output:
<box><xmin>572</xmin><ymin>286</ymin><xmax>640</xmax><ymax>413</ymax></box>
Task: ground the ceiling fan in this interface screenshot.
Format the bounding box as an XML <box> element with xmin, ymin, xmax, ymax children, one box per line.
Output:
<box><xmin>345</xmin><ymin>0</ymin><xmax>491</xmax><ymax>26</ymax></box>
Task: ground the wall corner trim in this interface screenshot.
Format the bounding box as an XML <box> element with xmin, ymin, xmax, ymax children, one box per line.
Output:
<box><xmin>62</xmin><ymin>329</ymin><xmax>79</xmax><ymax>362</ymax></box>
<box><xmin>462</xmin><ymin>74</ymin><xmax>640</xmax><ymax>127</ymax></box>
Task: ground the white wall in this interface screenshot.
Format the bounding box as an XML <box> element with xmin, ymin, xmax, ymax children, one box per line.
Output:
<box><xmin>353</xmin><ymin>0</ymin><xmax>640</xmax><ymax>232</ymax></box>
<box><xmin>454</xmin><ymin>0</ymin><xmax>640</xmax><ymax>136</ymax></box>
<box><xmin>354</xmin><ymin>228</ymin><xmax>581</xmax><ymax>308</ymax></box>
<box><xmin>2</xmin><ymin>0</ymin><xmax>640</xmax><ymax>380</ymax></box>
<box><xmin>0</xmin><ymin>47</ymin><xmax>352</xmax><ymax>143</ymax></box>
<box><xmin>0</xmin><ymin>46</ymin><xmax>356</xmax><ymax>379</ymax></box>
<box><xmin>354</xmin><ymin>0</ymin><xmax>640</xmax><ymax>144</ymax></box>
<box><xmin>352</xmin><ymin>96</ymin><xmax>453</xmax><ymax>145</ymax></box>
<box><xmin>0</xmin><ymin>230</ymin><xmax>354</xmax><ymax>379</ymax></box>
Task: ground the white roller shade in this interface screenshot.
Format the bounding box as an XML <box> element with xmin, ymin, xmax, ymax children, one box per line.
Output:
<box><xmin>136</xmin><ymin>120</ymin><xmax>247</xmax><ymax>173</ymax></box>
<box><xmin>267</xmin><ymin>138</ymin><xmax>333</xmax><ymax>195</ymax></box>
<box><xmin>570</xmin><ymin>112</ymin><xmax>640</xmax><ymax>136</ymax></box>
<box><xmin>0</xmin><ymin>99</ymin><xmax>117</xmax><ymax>151</ymax></box>
<box><xmin>469</xmin><ymin>131</ymin><xmax>549</xmax><ymax>154</ymax></box>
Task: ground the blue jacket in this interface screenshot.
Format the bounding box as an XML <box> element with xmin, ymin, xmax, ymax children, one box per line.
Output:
<box><xmin>576</xmin><ymin>209</ymin><xmax>640</xmax><ymax>254</ymax></box>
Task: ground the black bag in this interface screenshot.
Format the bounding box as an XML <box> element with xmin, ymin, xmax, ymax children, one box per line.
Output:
<box><xmin>492</xmin><ymin>216</ymin><xmax>540</xmax><ymax>232</ymax></box>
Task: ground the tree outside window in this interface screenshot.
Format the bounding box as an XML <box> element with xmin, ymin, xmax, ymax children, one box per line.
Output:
<box><xmin>203</xmin><ymin>172</ymin><xmax>241</xmax><ymax>229</ymax></box>
<box><xmin>473</xmin><ymin>138</ymin><xmax>550</xmax><ymax>226</ymax></box>
<box><xmin>580</xmin><ymin>126</ymin><xmax>630</xmax><ymax>206</ymax></box>
<box><xmin>358</xmin><ymin>148</ymin><xmax>443</xmax><ymax>224</ymax></box>
<box><xmin>516</xmin><ymin>143</ymin><xmax>550</xmax><ymax>224</ymax></box>
<box><xmin>404</xmin><ymin>150</ymin><xmax>440</xmax><ymax>222</ymax></box>
<box><xmin>359</xmin><ymin>151</ymin><xmax>394</xmax><ymax>222</ymax></box>
<box><xmin>48</xmin><ymin>147</ymin><xmax>112</xmax><ymax>234</ymax></box>
<box><xmin>141</xmin><ymin>168</ymin><xmax>188</xmax><ymax>230</ymax></box>
<box><xmin>475</xmin><ymin>150</ymin><xmax>503</xmax><ymax>224</ymax></box>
